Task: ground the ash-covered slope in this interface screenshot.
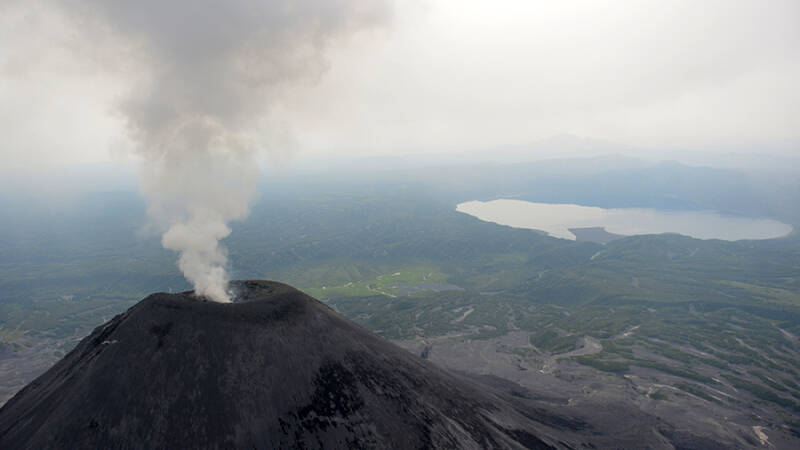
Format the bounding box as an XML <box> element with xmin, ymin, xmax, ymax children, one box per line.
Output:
<box><xmin>0</xmin><ymin>281</ymin><xmax>570</xmax><ymax>449</ymax></box>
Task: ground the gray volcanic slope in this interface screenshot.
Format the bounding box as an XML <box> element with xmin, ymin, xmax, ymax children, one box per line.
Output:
<box><xmin>0</xmin><ymin>281</ymin><xmax>574</xmax><ymax>449</ymax></box>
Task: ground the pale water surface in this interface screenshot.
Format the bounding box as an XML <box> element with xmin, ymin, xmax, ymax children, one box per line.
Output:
<box><xmin>457</xmin><ymin>199</ymin><xmax>793</xmax><ymax>241</ymax></box>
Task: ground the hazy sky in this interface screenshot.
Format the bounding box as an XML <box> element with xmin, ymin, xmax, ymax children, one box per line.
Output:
<box><xmin>1</xmin><ymin>0</ymin><xmax>799</xmax><ymax>171</ymax></box>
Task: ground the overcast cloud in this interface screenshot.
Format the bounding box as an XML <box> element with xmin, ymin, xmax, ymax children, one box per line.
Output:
<box><xmin>1</xmin><ymin>0</ymin><xmax>799</xmax><ymax>171</ymax></box>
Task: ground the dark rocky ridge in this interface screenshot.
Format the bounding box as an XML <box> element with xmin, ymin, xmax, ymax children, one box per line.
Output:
<box><xmin>0</xmin><ymin>280</ymin><xmax>575</xmax><ymax>449</ymax></box>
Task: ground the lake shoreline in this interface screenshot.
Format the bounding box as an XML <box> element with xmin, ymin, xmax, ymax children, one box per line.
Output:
<box><xmin>456</xmin><ymin>199</ymin><xmax>793</xmax><ymax>242</ymax></box>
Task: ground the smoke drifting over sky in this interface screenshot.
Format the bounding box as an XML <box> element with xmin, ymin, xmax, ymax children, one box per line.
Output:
<box><xmin>23</xmin><ymin>0</ymin><xmax>391</xmax><ymax>301</ymax></box>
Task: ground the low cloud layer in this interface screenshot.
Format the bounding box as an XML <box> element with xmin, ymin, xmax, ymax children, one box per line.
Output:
<box><xmin>3</xmin><ymin>0</ymin><xmax>798</xmax><ymax>168</ymax></box>
<box><xmin>283</xmin><ymin>0</ymin><xmax>800</xmax><ymax>155</ymax></box>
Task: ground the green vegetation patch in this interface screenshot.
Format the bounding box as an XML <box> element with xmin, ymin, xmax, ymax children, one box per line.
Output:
<box><xmin>674</xmin><ymin>382</ymin><xmax>718</xmax><ymax>403</ymax></box>
<box><xmin>723</xmin><ymin>374</ymin><xmax>798</xmax><ymax>411</ymax></box>
<box><xmin>573</xmin><ymin>354</ymin><xmax>629</xmax><ymax>373</ymax></box>
<box><xmin>631</xmin><ymin>359</ymin><xmax>713</xmax><ymax>383</ymax></box>
<box><xmin>530</xmin><ymin>330</ymin><xmax>576</xmax><ymax>354</ymax></box>
<box><xmin>649</xmin><ymin>389</ymin><xmax>669</xmax><ymax>401</ymax></box>
<box><xmin>304</xmin><ymin>264</ymin><xmax>452</xmax><ymax>299</ymax></box>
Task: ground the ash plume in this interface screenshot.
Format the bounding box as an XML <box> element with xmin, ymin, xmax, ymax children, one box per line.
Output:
<box><xmin>63</xmin><ymin>1</ymin><xmax>392</xmax><ymax>301</ymax></box>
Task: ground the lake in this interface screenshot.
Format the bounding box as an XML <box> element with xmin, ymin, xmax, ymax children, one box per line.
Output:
<box><xmin>456</xmin><ymin>199</ymin><xmax>793</xmax><ymax>241</ymax></box>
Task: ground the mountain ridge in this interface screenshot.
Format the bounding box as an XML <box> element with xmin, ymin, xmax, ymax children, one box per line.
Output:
<box><xmin>0</xmin><ymin>280</ymin><xmax>568</xmax><ymax>449</ymax></box>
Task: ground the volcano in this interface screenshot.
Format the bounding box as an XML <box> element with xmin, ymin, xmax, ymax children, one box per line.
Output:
<box><xmin>0</xmin><ymin>280</ymin><xmax>571</xmax><ymax>449</ymax></box>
